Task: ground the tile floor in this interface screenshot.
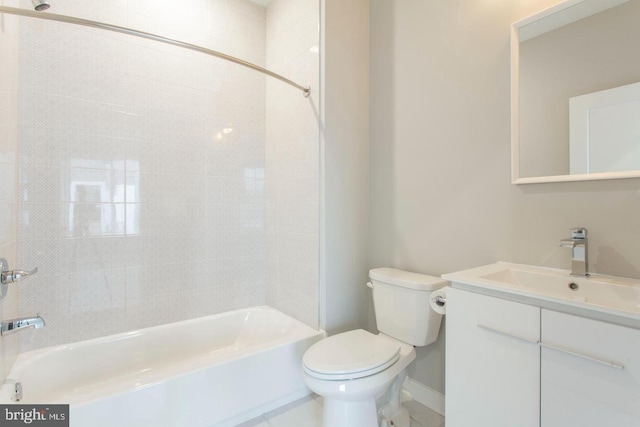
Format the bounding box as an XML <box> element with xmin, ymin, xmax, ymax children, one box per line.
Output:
<box><xmin>238</xmin><ymin>394</ymin><xmax>445</xmax><ymax>427</ymax></box>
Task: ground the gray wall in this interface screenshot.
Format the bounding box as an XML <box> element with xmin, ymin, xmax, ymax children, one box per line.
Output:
<box><xmin>321</xmin><ymin>0</ymin><xmax>371</xmax><ymax>335</ymax></box>
<box><xmin>370</xmin><ymin>0</ymin><xmax>640</xmax><ymax>394</ymax></box>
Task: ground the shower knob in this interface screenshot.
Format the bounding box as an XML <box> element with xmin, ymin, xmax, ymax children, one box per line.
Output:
<box><xmin>0</xmin><ymin>259</ymin><xmax>38</xmax><ymax>285</ymax></box>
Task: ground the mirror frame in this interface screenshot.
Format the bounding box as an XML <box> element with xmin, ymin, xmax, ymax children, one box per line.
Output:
<box><xmin>511</xmin><ymin>0</ymin><xmax>640</xmax><ymax>184</ymax></box>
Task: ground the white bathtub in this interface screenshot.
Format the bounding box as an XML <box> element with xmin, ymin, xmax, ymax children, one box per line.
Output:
<box><xmin>0</xmin><ymin>306</ymin><xmax>324</xmax><ymax>427</ymax></box>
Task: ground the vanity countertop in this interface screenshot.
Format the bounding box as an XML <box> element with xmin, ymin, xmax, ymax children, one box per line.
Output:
<box><xmin>443</xmin><ymin>262</ymin><xmax>640</xmax><ymax>329</ymax></box>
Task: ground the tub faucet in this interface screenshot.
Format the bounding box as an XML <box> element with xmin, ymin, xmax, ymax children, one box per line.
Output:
<box><xmin>560</xmin><ymin>227</ymin><xmax>589</xmax><ymax>277</ymax></box>
<box><xmin>1</xmin><ymin>315</ymin><xmax>45</xmax><ymax>336</ymax></box>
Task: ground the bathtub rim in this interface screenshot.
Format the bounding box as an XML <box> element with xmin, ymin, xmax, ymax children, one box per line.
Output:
<box><xmin>1</xmin><ymin>305</ymin><xmax>324</xmax><ymax>407</ymax></box>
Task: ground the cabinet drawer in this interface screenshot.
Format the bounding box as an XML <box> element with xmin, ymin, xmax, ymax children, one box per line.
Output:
<box><xmin>452</xmin><ymin>288</ymin><xmax>540</xmax><ymax>340</ymax></box>
<box><xmin>542</xmin><ymin>309</ymin><xmax>639</xmax><ymax>365</ymax></box>
<box><xmin>541</xmin><ymin>310</ymin><xmax>640</xmax><ymax>426</ymax></box>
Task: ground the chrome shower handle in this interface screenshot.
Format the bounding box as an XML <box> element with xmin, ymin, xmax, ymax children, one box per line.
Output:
<box><xmin>2</xmin><ymin>267</ymin><xmax>38</xmax><ymax>283</ymax></box>
<box><xmin>0</xmin><ymin>259</ymin><xmax>38</xmax><ymax>285</ymax></box>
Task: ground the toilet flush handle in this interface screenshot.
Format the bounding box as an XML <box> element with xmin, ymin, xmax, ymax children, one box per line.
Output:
<box><xmin>366</xmin><ymin>281</ymin><xmax>374</xmax><ymax>289</ymax></box>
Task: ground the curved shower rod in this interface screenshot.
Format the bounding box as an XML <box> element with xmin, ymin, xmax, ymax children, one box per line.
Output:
<box><xmin>0</xmin><ymin>6</ymin><xmax>311</xmax><ymax>97</ymax></box>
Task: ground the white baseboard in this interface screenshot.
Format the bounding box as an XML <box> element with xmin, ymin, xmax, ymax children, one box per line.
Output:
<box><xmin>403</xmin><ymin>376</ymin><xmax>445</xmax><ymax>417</ymax></box>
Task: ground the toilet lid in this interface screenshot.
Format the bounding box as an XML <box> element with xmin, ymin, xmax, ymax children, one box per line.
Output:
<box><xmin>303</xmin><ymin>329</ymin><xmax>401</xmax><ymax>380</ymax></box>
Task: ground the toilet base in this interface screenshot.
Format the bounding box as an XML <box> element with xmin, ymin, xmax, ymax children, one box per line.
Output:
<box><xmin>322</xmin><ymin>397</ymin><xmax>378</xmax><ymax>427</ymax></box>
<box><xmin>379</xmin><ymin>370</ymin><xmax>410</xmax><ymax>427</ymax></box>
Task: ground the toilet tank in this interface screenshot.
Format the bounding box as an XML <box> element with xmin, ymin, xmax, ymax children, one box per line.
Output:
<box><xmin>369</xmin><ymin>268</ymin><xmax>448</xmax><ymax>347</ymax></box>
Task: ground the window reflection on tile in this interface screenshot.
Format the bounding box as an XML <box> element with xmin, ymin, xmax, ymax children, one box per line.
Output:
<box><xmin>68</xmin><ymin>203</ymin><xmax>126</xmax><ymax>237</ymax></box>
<box><xmin>64</xmin><ymin>166</ymin><xmax>128</xmax><ymax>236</ymax></box>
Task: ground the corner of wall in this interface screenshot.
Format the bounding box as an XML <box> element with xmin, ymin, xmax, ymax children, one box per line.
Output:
<box><xmin>321</xmin><ymin>0</ymin><xmax>371</xmax><ymax>335</ymax></box>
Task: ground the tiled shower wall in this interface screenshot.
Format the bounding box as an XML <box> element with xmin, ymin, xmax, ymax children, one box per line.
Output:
<box><xmin>12</xmin><ymin>0</ymin><xmax>318</xmax><ymax>351</ymax></box>
<box><xmin>265</xmin><ymin>0</ymin><xmax>320</xmax><ymax>328</ymax></box>
<box><xmin>0</xmin><ymin>0</ymin><xmax>20</xmax><ymax>381</ymax></box>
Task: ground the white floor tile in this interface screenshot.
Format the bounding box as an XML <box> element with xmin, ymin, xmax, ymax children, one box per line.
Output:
<box><xmin>265</xmin><ymin>395</ymin><xmax>323</xmax><ymax>427</ymax></box>
<box><xmin>405</xmin><ymin>400</ymin><xmax>445</xmax><ymax>427</ymax></box>
<box><xmin>237</xmin><ymin>394</ymin><xmax>446</xmax><ymax>427</ymax></box>
<box><xmin>235</xmin><ymin>415</ymin><xmax>269</xmax><ymax>427</ymax></box>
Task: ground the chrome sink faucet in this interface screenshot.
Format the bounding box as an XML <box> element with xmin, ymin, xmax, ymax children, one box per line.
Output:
<box><xmin>560</xmin><ymin>228</ymin><xmax>589</xmax><ymax>277</ymax></box>
<box><xmin>1</xmin><ymin>315</ymin><xmax>45</xmax><ymax>336</ymax></box>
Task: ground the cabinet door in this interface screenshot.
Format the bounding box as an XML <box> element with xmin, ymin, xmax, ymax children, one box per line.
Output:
<box><xmin>446</xmin><ymin>288</ymin><xmax>540</xmax><ymax>427</ymax></box>
<box><xmin>541</xmin><ymin>310</ymin><xmax>640</xmax><ymax>427</ymax></box>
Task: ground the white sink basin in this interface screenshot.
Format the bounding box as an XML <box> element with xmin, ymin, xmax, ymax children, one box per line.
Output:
<box><xmin>443</xmin><ymin>262</ymin><xmax>640</xmax><ymax>322</ymax></box>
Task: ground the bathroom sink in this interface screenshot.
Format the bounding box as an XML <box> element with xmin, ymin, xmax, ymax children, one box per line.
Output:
<box><xmin>443</xmin><ymin>262</ymin><xmax>640</xmax><ymax>323</ymax></box>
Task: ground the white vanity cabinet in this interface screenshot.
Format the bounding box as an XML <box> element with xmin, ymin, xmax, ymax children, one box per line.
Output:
<box><xmin>446</xmin><ymin>287</ymin><xmax>640</xmax><ymax>427</ymax></box>
<box><xmin>445</xmin><ymin>288</ymin><xmax>541</xmax><ymax>427</ymax></box>
<box><xmin>541</xmin><ymin>309</ymin><xmax>640</xmax><ymax>427</ymax></box>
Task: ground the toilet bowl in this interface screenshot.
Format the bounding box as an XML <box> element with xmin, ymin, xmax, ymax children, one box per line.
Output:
<box><xmin>302</xmin><ymin>268</ymin><xmax>447</xmax><ymax>427</ymax></box>
<box><xmin>303</xmin><ymin>330</ymin><xmax>416</xmax><ymax>427</ymax></box>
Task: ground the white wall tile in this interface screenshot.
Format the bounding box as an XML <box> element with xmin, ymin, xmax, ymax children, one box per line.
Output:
<box><xmin>19</xmin><ymin>202</ymin><xmax>126</xmax><ymax>239</ymax></box>
<box><xmin>0</xmin><ymin>161</ymin><xmax>16</xmax><ymax>202</ymax></box>
<box><xmin>0</xmin><ymin>201</ymin><xmax>16</xmax><ymax>245</ymax></box>
<box><xmin>130</xmin><ymin>172</ymin><xmax>206</xmax><ymax>204</ymax></box>
<box><xmin>19</xmin><ymin>165</ymin><xmax>126</xmax><ymax>203</ymax></box>
<box><xmin>18</xmin><ymin>92</ymin><xmax>128</xmax><ymax>137</ymax></box>
<box><xmin>18</xmin><ymin>269</ymin><xmax>127</xmax><ymax>352</ymax></box>
<box><xmin>0</xmin><ymin>9</ymin><xmax>20</xmax><ymax>382</ymax></box>
<box><xmin>0</xmin><ymin>12</ymin><xmax>19</xmax><ymax>93</ymax></box>
<box><xmin>0</xmin><ymin>93</ymin><xmax>18</xmax><ymax>129</ymax></box>
<box><xmin>13</xmin><ymin>0</ymin><xmax>319</xmax><ymax>351</ymax></box>
<box><xmin>279</xmin><ymin>232</ymin><xmax>319</xmax><ymax>268</ymax></box>
<box><xmin>18</xmin><ymin>127</ymin><xmax>127</xmax><ymax>170</ymax></box>
<box><xmin>22</xmin><ymin>0</ymin><xmax>127</xmax><ymax>27</ymax></box>
<box><xmin>265</xmin><ymin>0</ymin><xmax>320</xmax><ymax>329</ymax></box>
<box><xmin>127</xmin><ymin>203</ymin><xmax>206</xmax><ymax>237</ymax></box>
<box><xmin>0</xmin><ymin>242</ymin><xmax>19</xmax><ymax>381</ymax></box>
<box><xmin>267</xmin><ymin>0</ymin><xmax>320</xmax><ymax>72</ymax></box>
<box><xmin>20</xmin><ymin>21</ymin><xmax>128</xmax><ymax>71</ymax></box>
<box><xmin>277</xmin><ymin>203</ymin><xmax>319</xmax><ymax>235</ymax></box>
<box><xmin>20</xmin><ymin>53</ymin><xmax>127</xmax><ymax>106</ymax></box>
<box><xmin>0</xmin><ymin>124</ymin><xmax>18</xmax><ymax>166</ymax></box>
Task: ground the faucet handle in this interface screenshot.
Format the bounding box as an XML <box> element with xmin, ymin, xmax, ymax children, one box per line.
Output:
<box><xmin>569</xmin><ymin>228</ymin><xmax>587</xmax><ymax>239</ymax></box>
<box><xmin>0</xmin><ymin>259</ymin><xmax>38</xmax><ymax>285</ymax></box>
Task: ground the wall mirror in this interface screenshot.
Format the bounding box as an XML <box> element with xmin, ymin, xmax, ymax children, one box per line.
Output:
<box><xmin>511</xmin><ymin>0</ymin><xmax>640</xmax><ymax>184</ymax></box>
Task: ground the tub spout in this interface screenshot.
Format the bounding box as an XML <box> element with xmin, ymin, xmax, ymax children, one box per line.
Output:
<box><xmin>1</xmin><ymin>315</ymin><xmax>45</xmax><ymax>336</ymax></box>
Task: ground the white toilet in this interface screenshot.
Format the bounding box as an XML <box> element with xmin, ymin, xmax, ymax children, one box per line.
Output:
<box><xmin>302</xmin><ymin>268</ymin><xmax>447</xmax><ymax>427</ymax></box>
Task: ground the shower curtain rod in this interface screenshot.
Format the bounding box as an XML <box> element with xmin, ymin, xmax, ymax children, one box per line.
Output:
<box><xmin>0</xmin><ymin>6</ymin><xmax>311</xmax><ymax>97</ymax></box>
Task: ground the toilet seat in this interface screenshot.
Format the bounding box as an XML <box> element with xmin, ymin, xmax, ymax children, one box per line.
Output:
<box><xmin>303</xmin><ymin>329</ymin><xmax>401</xmax><ymax>380</ymax></box>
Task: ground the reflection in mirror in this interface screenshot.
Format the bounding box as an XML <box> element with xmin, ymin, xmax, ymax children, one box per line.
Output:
<box><xmin>570</xmin><ymin>82</ymin><xmax>640</xmax><ymax>174</ymax></box>
<box><xmin>512</xmin><ymin>0</ymin><xmax>640</xmax><ymax>183</ymax></box>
